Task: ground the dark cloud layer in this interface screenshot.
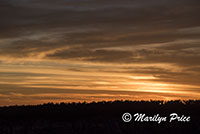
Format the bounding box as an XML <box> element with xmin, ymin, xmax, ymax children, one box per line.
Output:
<box><xmin>0</xmin><ymin>0</ymin><xmax>200</xmax><ymax>65</ymax></box>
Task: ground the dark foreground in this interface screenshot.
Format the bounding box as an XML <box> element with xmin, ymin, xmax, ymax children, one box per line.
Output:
<box><xmin>0</xmin><ymin>100</ymin><xmax>200</xmax><ymax>134</ymax></box>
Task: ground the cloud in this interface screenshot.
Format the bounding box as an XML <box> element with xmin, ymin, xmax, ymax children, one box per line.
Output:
<box><xmin>0</xmin><ymin>0</ymin><xmax>200</xmax><ymax>65</ymax></box>
<box><xmin>0</xmin><ymin>0</ymin><xmax>200</xmax><ymax>105</ymax></box>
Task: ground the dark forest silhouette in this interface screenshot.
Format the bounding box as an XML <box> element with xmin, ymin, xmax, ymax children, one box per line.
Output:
<box><xmin>0</xmin><ymin>100</ymin><xmax>200</xmax><ymax>134</ymax></box>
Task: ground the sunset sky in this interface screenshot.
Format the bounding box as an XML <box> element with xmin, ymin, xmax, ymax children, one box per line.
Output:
<box><xmin>0</xmin><ymin>0</ymin><xmax>200</xmax><ymax>106</ymax></box>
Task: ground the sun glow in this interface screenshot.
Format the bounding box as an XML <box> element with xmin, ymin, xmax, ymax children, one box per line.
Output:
<box><xmin>129</xmin><ymin>76</ymin><xmax>158</xmax><ymax>80</ymax></box>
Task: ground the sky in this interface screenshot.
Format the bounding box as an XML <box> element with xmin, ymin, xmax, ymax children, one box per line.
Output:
<box><xmin>0</xmin><ymin>0</ymin><xmax>200</xmax><ymax>106</ymax></box>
